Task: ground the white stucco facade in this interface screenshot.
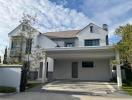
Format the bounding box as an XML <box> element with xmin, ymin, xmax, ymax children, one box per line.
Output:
<box><xmin>54</xmin><ymin>58</ymin><xmax>111</xmax><ymax>81</ymax></box>
<box><xmin>76</xmin><ymin>23</ymin><xmax>108</xmax><ymax>47</ymax></box>
<box><xmin>0</xmin><ymin>65</ymin><xmax>22</xmax><ymax>92</ymax></box>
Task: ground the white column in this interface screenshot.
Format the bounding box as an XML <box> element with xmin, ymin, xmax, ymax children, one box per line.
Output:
<box><xmin>116</xmin><ymin>50</ymin><xmax>122</xmax><ymax>87</ymax></box>
<box><xmin>42</xmin><ymin>54</ymin><xmax>47</xmax><ymax>83</ymax></box>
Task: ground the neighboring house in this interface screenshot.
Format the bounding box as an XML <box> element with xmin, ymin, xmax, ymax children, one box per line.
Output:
<box><xmin>8</xmin><ymin>23</ymin><xmax>122</xmax><ymax>86</ymax></box>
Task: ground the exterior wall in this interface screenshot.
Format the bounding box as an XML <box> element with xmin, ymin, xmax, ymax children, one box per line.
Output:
<box><xmin>52</xmin><ymin>38</ymin><xmax>78</xmax><ymax>47</ymax></box>
<box><xmin>49</xmin><ymin>24</ymin><xmax>108</xmax><ymax>47</ymax></box>
<box><xmin>37</xmin><ymin>34</ymin><xmax>57</xmax><ymax>48</ymax></box>
<box><xmin>53</xmin><ymin>58</ymin><xmax>111</xmax><ymax>81</ymax></box>
<box><xmin>0</xmin><ymin>65</ymin><xmax>22</xmax><ymax>92</ymax></box>
<box><xmin>47</xmin><ymin>57</ymin><xmax>54</xmax><ymax>72</ymax></box>
<box><xmin>76</xmin><ymin>23</ymin><xmax>108</xmax><ymax>46</ymax></box>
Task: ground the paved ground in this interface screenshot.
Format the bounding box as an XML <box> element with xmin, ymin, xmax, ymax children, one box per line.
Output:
<box><xmin>0</xmin><ymin>81</ymin><xmax>132</xmax><ymax>100</ymax></box>
<box><xmin>42</xmin><ymin>80</ymin><xmax>117</xmax><ymax>95</ymax></box>
<box><xmin>0</xmin><ymin>92</ymin><xmax>132</xmax><ymax>100</ymax></box>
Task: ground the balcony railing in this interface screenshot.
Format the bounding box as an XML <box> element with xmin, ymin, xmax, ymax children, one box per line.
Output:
<box><xmin>10</xmin><ymin>47</ymin><xmax>21</xmax><ymax>57</ymax></box>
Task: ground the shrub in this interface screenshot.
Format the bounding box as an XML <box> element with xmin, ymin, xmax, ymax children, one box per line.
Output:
<box><xmin>0</xmin><ymin>86</ymin><xmax>16</xmax><ymax>93</ymax></box>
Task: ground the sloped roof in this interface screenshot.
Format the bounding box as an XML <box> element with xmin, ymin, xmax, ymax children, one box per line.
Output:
<box><xmin>44</xmin><ymin>23</ymin><xmax>107</xmax><ymax>39</ymax></box>
<box><xmin>44</xmin><ymin>30</ymin><xmax>80</xmax><ymax>39</ymax></box>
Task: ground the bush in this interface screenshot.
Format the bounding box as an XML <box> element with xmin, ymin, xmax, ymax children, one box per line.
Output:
<box><xmin>0</xmin><ymin>86</ymin><xmax>16</xmax><ymax>93</ymax></box>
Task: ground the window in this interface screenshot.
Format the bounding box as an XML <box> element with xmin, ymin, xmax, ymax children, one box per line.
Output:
<box><xmin>106</xmin><ymin>35</ymin><xmax>109</xmax><ymax>45</ymax></box>
<box><xmin>22</xmin><ymin>25</ymin><xmax>28</xmax><ymax>31</ymax></box>
<box><xmin>25</xmin><ymin>39</ymin><xmax>32</xmax><ymax>54</ymax></box>
<box><xmin>11</xmin><ymin>37</ymin><xmax>21</xmax><ymax>49</ymax></box>
<box><xmin>85</xmin><ymin>39</ymin><xmax>99</xmax><ymax>46</ymax></box>
<box><xmin>82</xmin><ymin>61</ymin><xmax>94</xmax><ymax>68</ymax></box>
<box><xmin>90</xmin><ymin>26</ymin><xmax>93</xmax><ymax>33</ymax></box>
<box><xmin>65</xmin><ymin>42</ymin><xmax>74</xmax><ymax>47</ymax></box>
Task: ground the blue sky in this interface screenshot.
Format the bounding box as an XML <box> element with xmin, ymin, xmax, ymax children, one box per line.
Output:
<box><xmin>0</xmin><ymin>0</ymin><xmax>132</xmax><ymax>56</ymax></box>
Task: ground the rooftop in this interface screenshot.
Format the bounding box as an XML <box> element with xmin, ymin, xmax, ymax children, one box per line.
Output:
<box><xmin>44</xmin><ymin>30</ymin><xmax>80</xmax><ymax>39</ymax></box>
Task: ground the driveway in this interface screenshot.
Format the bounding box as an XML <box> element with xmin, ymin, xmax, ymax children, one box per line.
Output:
<box><xmin>42</xmin><ymin>80</ymin><xmax>117</xmax><ymax>95</ymax></box>
<box><xmin>0</xmin><ymin>80</ymin><xmax>132</xmax><ymax>100</ymax></box>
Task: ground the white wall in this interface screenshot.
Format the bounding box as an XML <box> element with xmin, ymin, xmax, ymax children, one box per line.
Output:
<box><xmin>54</xmin><ymin>58</ymin><xmax>111</xmax><ymax>81</ymax></box>
<box><xmin>0</xmin><ymin>66</ymin><xmax>21</xmax><ymax>92</ymax></box>
<box><xmin>37</xmin><ymin>34</ymin><xmax>57</xmax><ymax>48</ymax></box>
<box><xmin>77</xmin><ymin>23</ymin><xmax>108</xmax><ymax>46</ymax></box>
<box><xmin>53</xmin><ymin>38</ymin><xmax>78</xmax><ymax>47</ymax></box>
<box><xmin>47</xmin><ymin>57</ymin><xmax>54</xmax><ymax>72</ymax></box>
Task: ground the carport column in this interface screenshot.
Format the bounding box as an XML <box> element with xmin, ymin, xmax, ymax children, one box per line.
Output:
<box><xmin>116</xmin><ymin>50</ymin><xmax>122</xmax><ymax>87</ymax></box>
<box><xmin>42</xmin><ymin>53</ymin><xmax>47</xmax><ymax>83</ymax></box>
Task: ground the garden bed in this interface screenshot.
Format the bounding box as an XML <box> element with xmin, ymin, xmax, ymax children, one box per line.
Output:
<box><xmin>0</xmin><ymin>86</ymin><xmax>16</xmax><ymax>93</ymax></box>
<box><xmin>122</xmin><ymin>81</ymin><xmax>132</xmax><ymax>95</ymax></box>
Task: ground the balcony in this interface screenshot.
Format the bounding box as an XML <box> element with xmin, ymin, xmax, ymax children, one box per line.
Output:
<box><xmin>10</xmin><ymin>47</ymin><xmax>21</xmax><ymax>57</ymax></box>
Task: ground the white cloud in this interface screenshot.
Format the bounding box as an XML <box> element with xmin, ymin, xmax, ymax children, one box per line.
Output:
<box><xmin>0</xmin><ymin>0</ymin><xmax>92</xmax><ymax>56</ymax></box>
<box><xmin>0</xmin><ymin>0</ymin><xmax>132</xmax><ymax>57</ymax></box>
<box><xmin>93</xmin><ymin>1</ymin><xmax>132</xmax><ymax>25</ymax></box>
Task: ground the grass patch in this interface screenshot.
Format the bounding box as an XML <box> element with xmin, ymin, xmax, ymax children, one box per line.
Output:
<box><xmin>122</xmin><ymin>81</ymin><xmax>132</xmax><ymax>95</ymax></box>
<box><xmin>26</xmin><ymin>82</ymin><xmax>41</xmax><ymax>89</ymax></box>
<box><xmin>0</xmin><ymin>86</ymin><xmax>16</xmax><ymax>93</ymax></box>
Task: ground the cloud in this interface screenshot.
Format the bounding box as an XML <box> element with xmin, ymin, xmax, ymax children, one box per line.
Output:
<box><xmin>0</xmin><ymin>0</ymin><xmax>132</xmax><ymax>57</ymax></box>
<box><xmin>0</xmin><ymin>0</ymin><xmax>92</xmax><ymax>56</ymax></box>
<box><xmin>93</xmin><ymin>1</ymin><xmax>132</xmax><ymax>25</ymax></box>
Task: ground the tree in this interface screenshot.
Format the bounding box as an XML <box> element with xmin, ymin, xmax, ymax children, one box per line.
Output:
<box><xmin>115</xmin><ymin>24</ymin><xmax>132</xmax><ymax>68</ymax></box>
<box><xmin>19</xmin><ymin>13</ymin><xmax>37</xmax><ymax>91</ymax></box>
<box><xmin>3</xmin><ymin>47</ymin><xmax>8</xmax><ymax>64</ymax></box>
<box><xmin>20</xmin><ymin>14</ymin><xmax>37</xmax><ymax>61</ymax></box>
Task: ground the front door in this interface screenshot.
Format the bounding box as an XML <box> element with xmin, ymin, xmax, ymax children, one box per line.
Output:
<box><xmin>72</xmin><ymin>62</ymin><xmax>78</xmax><ymax>78</ymax></box>
<box><xmin>39</xmin><ymin>62</ymin><xmax>43</xmax><ymax>78</ymax></box>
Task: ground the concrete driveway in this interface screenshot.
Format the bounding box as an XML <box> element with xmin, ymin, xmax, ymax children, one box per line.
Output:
<box><xmin>1</xmin><ymin>92</ymin><xmax>132</xmax><ymax>100</ymax></box>
<box><xmin>1</xmin><ymin>81</ymin><xmax>132</xmax><ymax>100</ymax></box>
<box><xmin>42</xmin><ymin>80</ymin><xmax>117</xmax><ymax>95</ymax></box>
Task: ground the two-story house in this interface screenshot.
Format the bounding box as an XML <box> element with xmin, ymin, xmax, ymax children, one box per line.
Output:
<box><xmin>8</xmin><ymin>23</ymin><xmax>122</xmax><ymax>86</ymax></box>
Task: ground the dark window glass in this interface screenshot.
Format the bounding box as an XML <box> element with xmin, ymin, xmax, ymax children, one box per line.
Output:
<box><xmin>46</xmin><ymin>62</ymin><xmax>48</xmax><ymax>78</ymax></box>
<box><xmin>22</xmin><ymin>25</ymin><xmax>28</xmax><ymax>31</ymax></box>
<box><xmin>106</xmin><ymin>35</ymin><xmax>109</xmax><ymax>45</ymax></box>
<box><xmin>11</xmin><ymin>38</ymin><xmax>20</xmax><ymax>49</ymax></box>
<box><xmin>65</xmin><ymin>42</ymin><xmax>74</xmax><ymax>47</ymax></box>
<box><xmin>25</xmin><ymin>39</ymin><xmax>32</xmax><ymax>54</ymax></box>
<box><xmin>90</xmin><ymin>26</ymin><xmax>93</xmax><ymax>33</ymax></box>
<box><xmin>85</xmin><ymin>39</ymin><xmax>99</xmax><ymax>46</ymax></box>
<box><xmin>82</xmin><ymin>61</ymin><xmax>94</xmax><ymax>68</ymax></box>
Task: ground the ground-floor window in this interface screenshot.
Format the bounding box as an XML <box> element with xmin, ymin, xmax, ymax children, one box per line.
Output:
<box><xmin>82</xmin><ymin>61</ymin><xmax>94</xmax><ymax>68</ymax></box>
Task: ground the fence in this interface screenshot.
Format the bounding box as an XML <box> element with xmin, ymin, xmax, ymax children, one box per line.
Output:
<box><xmin>0</xmin><ymin>65</ymin><xmax>22</xmax><ymax>92</ymax></box>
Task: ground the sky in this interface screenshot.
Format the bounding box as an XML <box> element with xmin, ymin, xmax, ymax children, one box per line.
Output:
<box><xmin>0</xmin><ymin>0</ymin><xmax>132</xmax><ymax>56</ymax></box>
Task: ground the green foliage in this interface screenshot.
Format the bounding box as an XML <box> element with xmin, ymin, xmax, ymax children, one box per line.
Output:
<box><xmin>115</xmin><ymin>24</ymin><xmax>132</xmax><ymax>64</ymax></box>
<box><xmin>0</xmin><ymin>86</ymin><xmax>16</xmax><ymax>93</ymax></box>
<box><xmin>122</xmin><ymin>84</ymin><xmax>132</xmax><ymax>95</ymax></box>
<box><xmin>26</xmin><ymin>82</ymin><xmax>41</xmax><ymax>89</ymax></box>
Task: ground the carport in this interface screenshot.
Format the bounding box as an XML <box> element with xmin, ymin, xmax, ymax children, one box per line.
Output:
<box><xmin>42</xmin><ymin>46</ymin><xmax>122</xmax><ymax>87</ymax></box>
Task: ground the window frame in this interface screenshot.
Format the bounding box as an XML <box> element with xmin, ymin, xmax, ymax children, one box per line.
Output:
<box><xmin>65</xmin><ymin>42</ymin><xmax>74</xmax><ymax>47</ymax></box>
<box><xmin>84</xmin><ymin>39</ymin><xmax>100</xmax><ymax>46</ymax></box>
<box><xmin>106</xmin><ymin>35</ymin><xmax>109</xmax><ymax>45</ymax></box>
<box><xmin>25</xmin><ymin>38</ymin><xmax>32</xmax><ymax>54</ymax></box>
<box><xmin>82</xmin><ymin>61</ymin><xmax>94</xmax><ymax>68</ymax></box>
<box><xmin>90</xmin><ymin>26</ymin><xmax>93</xmax><ymax>33</ymax></box>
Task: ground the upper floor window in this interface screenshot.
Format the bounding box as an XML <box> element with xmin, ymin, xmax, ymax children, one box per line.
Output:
<box><xmin>106</xmin><ymin>35</ymin><xmax>109</xmax><ymax>45</ymax></box>
<box><xmin>11</xmin><ymin>37</ymin><xmax>21</xmax><ymax>49</ymax></box>
<box><xmin>22</xmin><ymin>25</ymin><xmax>28</xmax><ymax>31</ymax></box>
<box><xmin>90</xmin><ymin>26</ymin><xmax>93</xmax><ymax>33</ymax></box>
<box><xmin>25</xmin><ymin>38</ymin><xmax>32</xmax><ymax>54</ymax></box>
<box><xmin>85</xmin><ymin>39</ymin><xmax>100</xmax><ymax>46</ymax></box>
<box><xmin>65</xmin><ymin>42</ymin><xmax>74</xmax><ymax>47</ymax></box>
